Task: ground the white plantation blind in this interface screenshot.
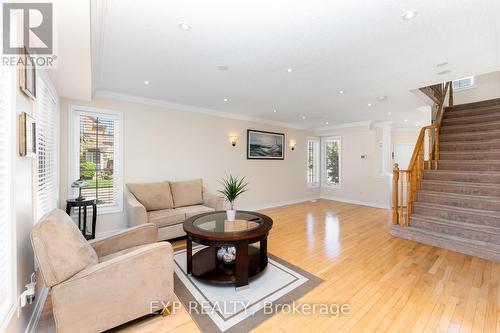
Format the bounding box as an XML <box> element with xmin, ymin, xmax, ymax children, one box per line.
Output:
<box><xmin>36</xmin><ymin>78</ymin><xmax>59</xmax><ymax>222</ymax></box>
<box><xmin>0</xmin><ymin>44</ymin><xmax>14</xmax><ymax>324</ymax></box>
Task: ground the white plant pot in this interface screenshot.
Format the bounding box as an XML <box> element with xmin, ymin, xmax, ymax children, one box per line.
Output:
<box><xmin>226</xmin><ymin>209</ymin><xmax>236</xmax><ymax>221</ymax></box>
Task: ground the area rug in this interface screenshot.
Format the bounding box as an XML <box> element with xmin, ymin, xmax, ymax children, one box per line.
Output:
<box><xmin>174</xmin><ymin>246</ymin><xmax>322</xmax><ymax>333</ymax></box>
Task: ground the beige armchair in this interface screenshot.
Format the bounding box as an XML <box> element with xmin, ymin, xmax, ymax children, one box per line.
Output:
<box><xmin>31</xmin><ymin>209</ymin><xmax>174</xmax><ymax>333</ymax></box>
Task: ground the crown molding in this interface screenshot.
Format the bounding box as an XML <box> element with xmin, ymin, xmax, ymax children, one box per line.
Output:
<box><xmin>313</xmin><ymin>121</ymin><xmax>372</xmax><ymax>133</ymax></box>
<box><xmin>94</xmin><ymin>90</ymin><xmax>313</xmax><ymax>131</ymax></box>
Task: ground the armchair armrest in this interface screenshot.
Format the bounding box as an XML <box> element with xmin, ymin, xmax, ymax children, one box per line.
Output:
<box><xmin>51</xmin><ymin>242</ymin><xmax>174</xmax><ymax>333</ymax></box>
<box><xmin>203</xmin><ymin>188</ymin><xmax>224</xmax><ymax>210</ymax></box>
<box><xmin>125</xmin><ymin>190</ymin><xmax>148</xmax><ymax>227</ymax></box>
<box><xmin>89</xmin><ymin>224</ymin><xmax>158</xmax><ymax>258</ymax></box>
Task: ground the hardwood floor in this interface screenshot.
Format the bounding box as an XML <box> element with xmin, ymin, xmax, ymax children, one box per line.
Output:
<box><xmin>37</xmin><ymin>199</ymin><xmax>500</xmax><ymax>332</ymax></box>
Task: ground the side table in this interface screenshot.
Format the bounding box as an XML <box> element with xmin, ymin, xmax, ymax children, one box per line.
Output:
<box><xmin>65</xmin><ymin>198</ymin><xmax>98</xmax><ymax>240</ymax></box>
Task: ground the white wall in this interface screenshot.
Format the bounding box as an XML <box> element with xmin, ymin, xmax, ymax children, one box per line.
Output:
<box><xmin>453</xmin><ymin>71</ymin><xmax>500</xmax><ymax>105</ymax></box>
<box><xmin>59</xmin><ymin>97</ymin><xmax>320</xmax><ymax>233</ymax></box>
<box><xmin>5</xmin><ymin>73</ymin><xmax>49</xmax><ymax>333</ymax></box>
<box><xmin>314</xmin><ymin>124</ymin><xmax>392</xmax><ymax>209</ymax></box>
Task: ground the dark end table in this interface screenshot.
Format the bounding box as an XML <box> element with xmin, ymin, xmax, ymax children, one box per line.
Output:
<box><xmin>65</xmin><ymin>198</ymin><xmax>98</xmax><ymax>240</ymax></box>
<box><xmin>183</xmin><ymin>211</ymin><xmax>273</xmax><ymax>289</ymax></box>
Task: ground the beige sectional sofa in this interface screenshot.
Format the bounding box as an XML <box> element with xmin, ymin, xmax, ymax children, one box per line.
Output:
<box><xmin>125</xmin><ymin>179</ymin><xmax>224</xmax><ymax>240</ymax></box>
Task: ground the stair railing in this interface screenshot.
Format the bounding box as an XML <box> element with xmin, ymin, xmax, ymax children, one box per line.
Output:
<box><xmin>393</xmin><ymin>81</ymin><xmax>453</xmax><ymax>226</ymax></box>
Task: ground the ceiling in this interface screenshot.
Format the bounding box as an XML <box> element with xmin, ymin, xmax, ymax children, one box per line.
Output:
<box><xmin>89</xmin><ymin>0</ymin><xmax>500</xmax><ymax>129</ymax></box>
<box><xmin>47</xmin><ymin>0</ymin><xmax>92</xmax><ymax>101</ymax></box>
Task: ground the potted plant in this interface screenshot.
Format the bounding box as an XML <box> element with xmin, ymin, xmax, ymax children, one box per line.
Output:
<box><xmin>218</xmin><ymin>174</ymin><xmax>249</xmax><ymax>221</ymax></box>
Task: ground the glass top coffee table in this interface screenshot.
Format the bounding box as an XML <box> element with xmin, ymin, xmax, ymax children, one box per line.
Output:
<box><xmin>183</xmin><ymin>211</ymin><xmax>273</xmax><ymax>288</ymax></box>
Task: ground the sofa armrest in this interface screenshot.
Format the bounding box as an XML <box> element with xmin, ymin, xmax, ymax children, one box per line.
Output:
<box><xmin>52</xmin><ymin>242</ymin><xmax>174</xmax><ymax>333</ymax></box>
<box><xmin>125</xmin><ymin>190</ymin><xmax>148</xmax><ymax>227</ymax></box>
<box><xmin>203</xmin><ymin>188</ymin><xmax>224</xmax><ymax>210</ymax></box>
<box><xmin>89</xmin><ymin>224</ymin><xmax>158</xmax><ymax>258</ymax></box>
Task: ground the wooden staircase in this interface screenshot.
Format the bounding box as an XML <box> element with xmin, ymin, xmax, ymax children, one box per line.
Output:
<box><xmin>391</xmin><ymin>97</ymin><xmax>500</xmax><ymax>262</ymax></box>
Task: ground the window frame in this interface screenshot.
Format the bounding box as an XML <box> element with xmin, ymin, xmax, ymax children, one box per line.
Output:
<box><xmin>321</xmin><ymin>136</ymin><xmax>342</xmax><ymax>188</ymax></box>
<box><xmin>452</xmin><ymin>76</ymin><xmax>475</xmax><ymax>91</ymax></box>
<box><xmin>68</xmin><ymin>105</ymin><xmax>124</xmax><ymax>214</ymax></box>
<box><xmin>306</xmin><ymin>137</ymin><xmax>320</xmax><ymax>188</ymax></box>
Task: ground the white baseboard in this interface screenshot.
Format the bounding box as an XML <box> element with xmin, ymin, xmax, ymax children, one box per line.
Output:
<box><xmin>243</xmin><ymin>196</ymin><xmax>321</xmax><ymax>211</ymax></box>
<box><xmin>320</xmin><ymin>195</ymin><xmax>390</xmax><ymax>209</ymax></box>
<box><xmin>25</xmin><ymin>286</ymin><xmax>48</xmax><ymax>333</ymax></box>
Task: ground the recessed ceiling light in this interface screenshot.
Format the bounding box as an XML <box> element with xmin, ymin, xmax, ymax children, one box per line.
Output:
<box><xmin>387</xmin><ymin>112</ymin><xmax>392</xmax><ymax>116</ymax></box>
<box><xmin>223</xmin><ymin>98</ymin><xmax>228</xmax><ymax>102</ymax></box>
<box><xmin>367</xmin><ymin>103</ymin><xmax>372</xmax><ymax>107</ymax></box>
<box><xmin>287</xmin><ymin>68</ymin><xmax>294</xmax><ymax>73</ymax></box>
<box><xmin>179</xmin><ymin>23</ymin><xmax>191</xmax><ymax>31</ymax></box>
<box><xmin>415</xmin><ymin>124</ymin><xmax>419</xmax><ymax>127</ymax></box>
<box><xmin>144</xmin><ymin>80</ymin><xmax>150</xmax><ymax>85</ymax></box>
<box><xmin>436</xmin><ymin>62</ymin><xmax>448</xmax><ymax>67</ymax></box>
<box><xmin>301</xmin><ymin>116</ymin><xmax>306</xmax><ymax>120</ymax></box>
<box><xmin>378</xmin><ymin>96</ymin><xmax>387</xmax><ymax>101</ymax></box>
<box><xmin>402</xmin><ymin>10</ymin><xmax>417</xmax><ymax>20</ymax></box>
<box><xmin>404</xmin><ymin>119</ymin><xmax>408</xmax><ymax>122</ymax></box>
<box><xmin>325</xmin><ymin>121</ymin><xmax>329</xmax><ymax>125</ymax></box>
<box><xmin>273</xmin><ymin>109</ymin><xmax>277</xmax><ymax>113</ymax></box>
<box><xmin>339</xmin><ymin>90</ymin><xmax>344</xmax><ymax>94</ymax></box>
<box><xmin>438</xmin><ymin>70</ymin><xmax>451</xmax><ymax>75</ymax></box>
<box><xmin>216</xmin><ymin>65</ymin><xmax>229</xmax><ymax>71</ymax></box>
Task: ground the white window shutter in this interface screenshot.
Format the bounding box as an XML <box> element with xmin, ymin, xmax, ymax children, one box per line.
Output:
<box><xmin>36</xmin><ymin>78</ymin><xmax>59</xmax><ymax>222</ymax></box>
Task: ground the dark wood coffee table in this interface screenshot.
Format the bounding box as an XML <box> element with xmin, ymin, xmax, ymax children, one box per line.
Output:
<box><xmin>183</xmin><ymin>211</ymin><xmax>273</xmax><ymax>288</ymax></box>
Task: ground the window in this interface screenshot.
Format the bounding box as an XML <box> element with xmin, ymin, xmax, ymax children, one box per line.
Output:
<box><xmin>69</xmin><ymin>106</ymin><xmax>123</xmax><ymax>213</ymax></box>
<box><xmin>307</xmin><ymin>138</ymin><xmax>320</xmax><ymax>187</ymax></box>
<box><xmin>322</xmin><ymin>136</ymin><xmax>341</xmax><ymax>187</ymax></box>
<box><xmin>0</xmin><ymin>40</ymin><xmax>15</xmax><ymax>327</ymax></box>
<box><xmin>452</xmin><ymin>76</ymin><xmax>474</xmax><ymax>91</ymax></box>
<box><xmin>36</xmin><ymin>76</ymin><xmax>59</xmax><ymax>222</ymax></box>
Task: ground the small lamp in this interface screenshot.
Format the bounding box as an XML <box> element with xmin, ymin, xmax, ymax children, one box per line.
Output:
<box><xmin>230</xmin><ymin>136</ymin><xmax>239</xmax><ymax>147</ymax></box>
<box><xmin>71</xmin><ymin>178</ymin><xmax>88</xmax><ymax>201</ymax></box>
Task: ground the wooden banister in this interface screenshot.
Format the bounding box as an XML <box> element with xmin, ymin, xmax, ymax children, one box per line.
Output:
<box><xmin>392</xmin><ymin>81</ymin><xmax>452</xmax><ymax>226</ymax></box>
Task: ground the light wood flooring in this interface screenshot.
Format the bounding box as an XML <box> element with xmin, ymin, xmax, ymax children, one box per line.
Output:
<box><xmin>37</xmin><ymin>199</ymin><xmax>500</xmax><ymax>332</ymax></box>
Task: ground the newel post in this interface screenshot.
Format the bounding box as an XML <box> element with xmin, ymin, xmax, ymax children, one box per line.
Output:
<box><xmin>392</xmin><ymin>163</ymin><xmax>400</xmax><ymax>225</ymax></box>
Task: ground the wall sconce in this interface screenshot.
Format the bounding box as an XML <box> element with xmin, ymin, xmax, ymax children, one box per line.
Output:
<box><xmin>230</xmin><ymin>136</ymin><xmax>239</xmax><ymax>147</ymax></box>
<box><xmin>289</xmin><ymin>141</ymin><xmax>296</xmax><ymax>151</ymax></box>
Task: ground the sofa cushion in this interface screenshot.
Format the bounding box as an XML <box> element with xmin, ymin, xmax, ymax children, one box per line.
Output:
<box><xmin>127</xmin><ymin>181</ymin><xmax>174</xmax><ymax>211</ymax></box>
<box><xmin>31</xmin><ymin>209</ymin><xmax>98</xmax><ymax>287</ymax></box>
<box><xmin>170</xmin><ymin>179</ymin><xmax>204</xmax><ymax>208</ymax></box>
<box><xmin>175</xmin><ymin>205</ymin><xmax>215</xmax><ymax>218</ymax></box>
<box><xmin>147</xmin><ymin>209</ymin><xmax>186</xmax><ymax>228</ymax></box>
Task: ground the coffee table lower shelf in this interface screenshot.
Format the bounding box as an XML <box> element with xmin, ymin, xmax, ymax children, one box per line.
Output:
<box><xmin>191</xmin><ymin>246</ymin><xmax>268</xmax><ymax>285</ymax></box>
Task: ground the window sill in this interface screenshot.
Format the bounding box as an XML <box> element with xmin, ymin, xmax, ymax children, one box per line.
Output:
<box><xmin>96</xmin><ymin>205</ymin><xmax>123</xmax><ymax>215</ymax></box>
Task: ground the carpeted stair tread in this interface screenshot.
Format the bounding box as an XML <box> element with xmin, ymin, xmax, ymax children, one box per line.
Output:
<box><xmin>440</xmin><ymin>150</ymin><xmax>500</xmax><ymax>160</ymax></box>
<box><xmin>418</xmin><ymin>190</ymin><xmax>500</xmax><ymax>202</ymax></box>
<box><xmin>440</xmin><ymin>120</ymin><xmax>500</xmax><ymax>134</ymax></box>
<box><xmin>390</xmin><ymin>226</ymin><xmax>500</xmax><ymax>262</ymax></box>
<box><xmin>410</xmin><ymin>214</ymin><xmax>500</xmax><ymax>235</ymax></box>
<box><xmin>442</xmin><ymin>112</ymin><xmax>500</xmax><ymax>126</ymax></box>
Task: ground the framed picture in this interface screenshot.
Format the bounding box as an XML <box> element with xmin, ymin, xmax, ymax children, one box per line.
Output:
<box><xmin>247</xmin><ymin>129</ymin><xmax>285</xmax><ymax>160</ymax></box>
<box><xmin>19</xmin><ymin>112</ymin><xmax>36</xmax><ymax>157</ymax></box>
<box><xmin>19</xmin><ymin>47</ymin><xmax>36</xmax><ymax>100</ymax></box>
